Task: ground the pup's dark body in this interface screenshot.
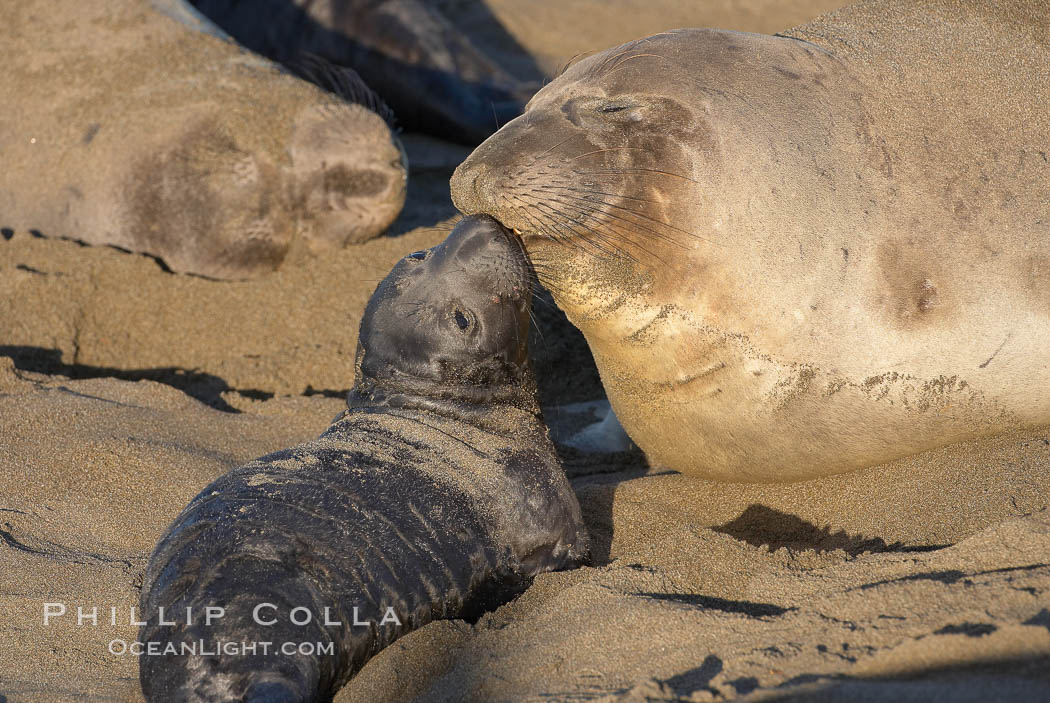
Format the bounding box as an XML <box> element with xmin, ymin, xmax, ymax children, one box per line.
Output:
<box><xmin>139</xmin><ymin>216</ymin><xmax>587</xmax><ymax>702</ymax></box>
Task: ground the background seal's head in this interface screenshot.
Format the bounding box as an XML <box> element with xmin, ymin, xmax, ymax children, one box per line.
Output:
<box><xmin>353</xmin><ymin>214</ymin><xmax>534</xmax><ymax>406</ymax></box>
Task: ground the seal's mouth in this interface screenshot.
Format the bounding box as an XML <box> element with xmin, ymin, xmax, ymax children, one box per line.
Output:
<box><xmin>477</xmin><ymin>211</ymin><xmax>524</xmax><ymax>239</ymax></box>
<box><xmin>488</xmin><ymin>214</ymin><xmax>538</xmax><ymax>245</ymax></box>
<box><xmin>506</xmin><ymin>223</ymin><xmax>539</xmax><ymax>252</ymax></box>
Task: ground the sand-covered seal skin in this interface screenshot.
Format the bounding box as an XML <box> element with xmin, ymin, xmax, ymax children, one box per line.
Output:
<box><xmin>450</xmin><ymin>0</ymin><xmax>1050</xmax><ymax>482</ymax></box>
<box><xmin>1</xmin><ymin>0</ymin><xmax>406</xmax><ymax>280</ymax></box>
<box><xmin>138</xmin><ymin>214</ymin><xmax>588</xmax><ymax>702</ymax></box>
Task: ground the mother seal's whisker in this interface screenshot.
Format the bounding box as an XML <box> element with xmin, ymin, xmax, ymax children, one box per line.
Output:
<box><xmin>602</xmin><ymin>52</ymin><xmax>667</xmax><ymax>78</ymax></box>
<box><xmin>523</xmin><ymin>197</ymin><xmax>640</xmax><ymax>264</ymax></box>
<box><xmin>537</xmin><ymin>187</ymin><xmax>697</xmax><ymax>249</ymax></box>
<box><xmin>593</xmin><ymin>40</ymin><xmax>647</xmax><ymax>75</ymax></box>
<box><xmin>504</xmin><ymin>193</ymin><xmax>593</xmax><ymax>252</ymax></box>
<box><xmin>570</xmin><ymin>147</ymin><xmax>650</xmax><ymax>161</ymax></box>
<box><xmin>537</xmin><ymin>188</ymin><xmax>682</xmax><ymax>249</ymax></box>
<box><xmin>536</xmin><ymin>194</ymin><xmax>668</xmax><ymax>265</ymax></box>
<box><xmin>502</xmin><ymin>194</ymin><xmax>574</xmax><ymax>250</ymax></box>
<box><xmin>573</xmin><ymin>167</ymin><xmax>702</xmax><ymax>185</ymax></box>
<box><xmin>552</xmin><ymin>186</ymin><xmax>664</xmax><ymax>206</ymax></box>
<box><xmin>536</xmin><ymin>135</ymin><xmax>579</xmax><ymax>160</ymax></box>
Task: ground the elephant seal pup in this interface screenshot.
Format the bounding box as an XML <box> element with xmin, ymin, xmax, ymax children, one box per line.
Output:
<box><xmin>1</xmin><ymin>0</ymin><xmax>406</xmax><ymax>280</ymax></box>
<box><xmin>138</xmin><ymin>214</ymin><xmax>588</xmax><ymax>702</ymax></box>
<box><xmin>451</xmin><ymin>0</ymin><xmax>1050</xmax><ymax>481</ymax></box>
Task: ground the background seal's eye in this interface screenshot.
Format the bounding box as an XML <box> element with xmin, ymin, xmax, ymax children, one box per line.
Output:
<box><xmin>453</xmin><ymin>309</ymin><xmax>474</xmax><ymax>330</ymax></box>
<box><xmin>598</xmin><ymin>103</ymin><xmax>629</xmax><ymax>113</ymax></box>
<box><xmin>407</xmin><ymin>250</ymin><xmax>428</xmax><ymax>261</ymax></box>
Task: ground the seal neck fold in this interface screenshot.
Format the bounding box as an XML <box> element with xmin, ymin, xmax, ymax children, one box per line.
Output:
<box><xmin>346</xmin><ymin>372</ymin><xmax>545</xmax><ymax>438</ymax></box>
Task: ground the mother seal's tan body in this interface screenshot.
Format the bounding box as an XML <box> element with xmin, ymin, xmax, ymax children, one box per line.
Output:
<box><xmin>451</xmin><ymin>0</ymin><xmax>1050</xmax><ymax>481</ymax></box>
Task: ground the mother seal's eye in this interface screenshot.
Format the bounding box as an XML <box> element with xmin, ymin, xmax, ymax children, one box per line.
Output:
<box><xmin>594</xmin><ymin>101</ymin><xmax>643</xmax><ymax>122</ymax></box>
<box><xmin>408</xmin><ymin>250</ymin><xmax>428</xmax><ymax>260</ymax></box>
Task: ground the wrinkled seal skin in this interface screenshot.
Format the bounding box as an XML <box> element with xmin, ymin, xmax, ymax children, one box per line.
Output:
<box><xmin>1</xmin><ymin>0</ymin><xmax>406</xmax><ymax>280</ymax></box>
<box><xmin>138</xmin><ymin>215</ymin><xmax>588</xmax><ymax>702</ymax></box>
<box><xmin>451</xmin><ymin>0</ymin><xmax>1050</xmax><ymax>481</ymax></box>
<box><xmin>191</xmin><ymin>0</ymin><xmax>532</xmax><ymax>144</ymax></box>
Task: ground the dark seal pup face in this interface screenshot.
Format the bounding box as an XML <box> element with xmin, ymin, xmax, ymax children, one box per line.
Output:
<box><xmin>355</xmin><ymin>214</ymin><xmax>533</xmax><ymax>400</ymax></box>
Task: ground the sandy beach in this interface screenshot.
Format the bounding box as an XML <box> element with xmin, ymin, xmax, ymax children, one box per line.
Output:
<box><xmin>2</xmin><ymin>0</ymin><xmax>1048</xmax><ymax>700</ymax></box>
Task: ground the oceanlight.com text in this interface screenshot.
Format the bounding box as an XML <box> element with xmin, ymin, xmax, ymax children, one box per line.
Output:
<box><xmin>109</xmin><ymin>639</ymin><xmax>337</xmax><ymax>657</ymax></box>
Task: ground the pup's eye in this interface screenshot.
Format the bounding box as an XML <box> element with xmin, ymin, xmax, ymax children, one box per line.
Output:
<box><xmin>598</xmin><ymin>103</ymin><xmax>629</xmax><ymax>113</ymax></box>
<box><xmin>407</xmin><ymin>250</ymin><xmax>428</xmax><ymax>261</ymax></box>
<box><xmin>453</xmin><ymin>310</ymin><xmax>472</xmax><ymax>330</ymax></box>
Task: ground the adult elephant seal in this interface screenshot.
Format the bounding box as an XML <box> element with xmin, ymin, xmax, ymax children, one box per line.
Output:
<box><xmin>451</xmin><ymin>0</ymin><xmax>1050</xmax><ymax>481</ymax></box>
<box><xmin>1</xmin><ymin>0</ymin><xmax>406</xmax><ymax>280</ymax></box>
<box><xmin>138</xmin><ymin>214</ymin><xmax>588</xmax><ymax>702</ymax></box>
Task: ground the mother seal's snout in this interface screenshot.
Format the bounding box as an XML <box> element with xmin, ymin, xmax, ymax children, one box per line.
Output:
<box><xmin>451</xmin><ymin>161</ymin><xmax>494</xmax><ymax>217</ymax></box>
